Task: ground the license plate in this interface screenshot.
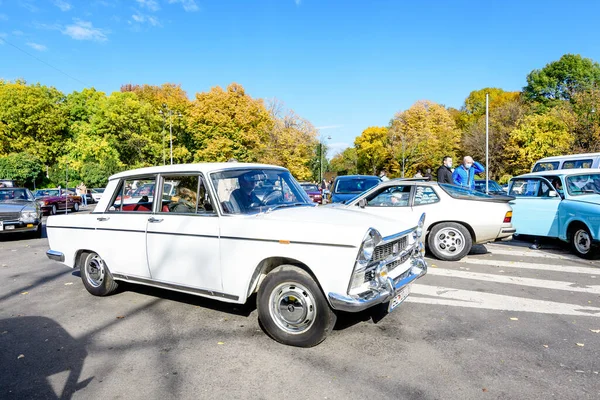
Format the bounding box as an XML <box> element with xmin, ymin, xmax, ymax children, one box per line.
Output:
<box><xmin>0</xmin><ymin>221</ymin><xmax>3</xmax><ymax>231</ymax></box>
<box><xmin>6</xmin><ymin>225</ymin><xmax>14</xmax><ymax>230</ymax></box>
<box><xmin>388</xmin><ymin>284</ymin><xmax>411</xmax><ymax>312</ymax></box>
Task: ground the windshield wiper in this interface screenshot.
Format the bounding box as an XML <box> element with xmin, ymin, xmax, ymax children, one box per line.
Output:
<box><xmin>266</xmin><ymin>203</ymin><xmax>314</xmax><ymax>213</ymax></box>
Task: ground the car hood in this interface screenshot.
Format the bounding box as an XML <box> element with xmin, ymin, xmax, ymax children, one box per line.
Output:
<box><xmin>567</xmin><ymin>194</ymin><xmax>600</xmax><ymax>205</ymax></box>
<box><xmin>0</xmin><ymin>201</ymin><xmax>29</xmax><ymax>212</ymax></box>
<box><xmin>252</xmin><ymin>205</ymin><xmax>419</xmax><ymax>246</ymax></box>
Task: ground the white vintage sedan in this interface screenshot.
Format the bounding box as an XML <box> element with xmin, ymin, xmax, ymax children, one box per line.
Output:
<box><xmin>46</xmin><ymin>163</ymin><xmax>427</xmax><ymax>347</ymax></box>
<box><xmin>334</xmin><ymin>180</ymin><xmax>515</xmax><ymax>261</ymax></box>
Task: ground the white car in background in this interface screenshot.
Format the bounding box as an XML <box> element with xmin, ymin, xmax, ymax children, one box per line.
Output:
<box><xmin>45</xmin><ymin>163</ymin><xmax>427</xmax><ymax>347</ymax></box>
<box><xmin>90</xmin><ymin>188</ymin><xmax>105</xmax><ymax>203</ymax></box>
<box><xmin>335</xmin><ymin>180</ymin><xmax>515</xmax><ymax>261</ymax></box>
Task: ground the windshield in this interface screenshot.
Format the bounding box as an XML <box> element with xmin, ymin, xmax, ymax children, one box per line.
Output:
<box><xmin>439</xmin><ymin>184</ymin><xmax>495</xmax><ymax>199</ymax></box>
<box><xmin>301</xmin><ymin>184</ymin><xmax>319</xmax><ymax>192</ymax></box>
<box><xmin>566</xmin><ymin>173</ymin><xmax>600</xmax><ymax>196</ymax></box>
<box><xmin>334</xmin><ymin>177</ymin><xmax>380</xmax><ymax>194</ymax></box>
<box><xmin>34</xmin><ymin>189</ymin><xmax>60</xmax><ymax>197</ymax></box>
<box><xmin>474</xmin><ymin>180</ymin><xmax>502</xmax><ymax>192</ymax></box>
<box><xmin>0</xmin><ymin>188</ymin><xmax>34</xmax><ymax>202</ymax></box>
<box><xmin>211</xmin><ymin>168</ymin><xmax>312</xmax><ymax>215</ymax></box>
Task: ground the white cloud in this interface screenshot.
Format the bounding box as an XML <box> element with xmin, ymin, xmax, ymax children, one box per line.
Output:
<box><xmin>316</xmin><ymin>125</ymin><xmax>344</xmax><ymax>130</ymax></box>
<box><xmin>328</xmin><ymin>142</ymin><xmax>351</xmax><ymax>157</ymax></box>
<box><xmin>53</xmin><ymin>0</ymin><xmax>71</xmax><ymax>11</ymax></box>
<box><xmin>26</xmin><ymin>42</ymin><xmax>47</xmax><ymax>51</ymax></box>
<box><xmin>131</xmin><ymin>13</ymin><xmax>161</xmax><ymax>26</ymax></box>
<box><xmin>19</xmin><ymin>0</ymin><xmax>39</xmax><ymax>12</ymax></box>
<box><xmin>136</xmin><ymin>0</ymin><xmax>160</xmax><ymax>11</ymax></box>
<box><xmin>168</xmin><ymin>0</ymin><xmax>199</xmax><ymax>12</ymax></box>
<box><xmin>295</xmin><ymin>0</ymin><xmax>302</xmax><ymax>5</ymax></box>
<box><xmin>62</xmin><ymin>20</ymin><xmax>108</xmax><ymax>42</ymax></box>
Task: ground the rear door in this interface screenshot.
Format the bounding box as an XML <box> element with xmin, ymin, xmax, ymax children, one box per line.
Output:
<box><xmin>509</xmin><ymin>178</ymin><xmax>561</xmax><ymax>237</ymax></box>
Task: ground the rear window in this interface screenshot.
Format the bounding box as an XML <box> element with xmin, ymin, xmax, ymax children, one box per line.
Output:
<box><xmin>301</xmin><ymin>184</ymin><xmax>319</xmax><ymax>192</ymax></box>
<box><xmin>533</xmin><ymin>162</ymin><xmax>559</xmax><ymax>172</ymax></box>
<box><xmin>334</xmin><ymin>178</ymin><xmax>380</xmax><ymax>194</ymax></box>
<box><xmin>439</xmin><ymin>184</ymin><xmax>494</xmax><ymax>200</ymax></box>
<box><xmin>562</xmin><ymin>159</ymin><xmax>593</xmax><ymax>169</ymax></box>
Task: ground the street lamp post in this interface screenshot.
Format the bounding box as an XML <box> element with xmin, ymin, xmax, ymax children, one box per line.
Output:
<box><xmin>159</xmin><ymin>105</ymin><xmax>183</xmax><ymax>166</ymax></box>
<box><xmin>319</xmin><ymin>135</ymin><xmax>332</xmax><ymax>183</ymax></box>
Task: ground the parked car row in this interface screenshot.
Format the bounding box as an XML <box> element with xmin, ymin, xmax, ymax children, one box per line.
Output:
<box><xmin>0</xmin><ymin>187</ymin><xmax>43</xmax><ymax>238</ymax></box>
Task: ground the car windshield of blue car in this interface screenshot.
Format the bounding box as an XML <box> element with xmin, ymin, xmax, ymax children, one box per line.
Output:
<box><xmin>334</xmin><ymin>178</ymin><xmax>380</xmax><ymax>194</ymax></box>
<box><xmin>566</xmin><ymin>173</ymin><xmax>600</xmax><ymax>196</ymax></box>
<box><xmin>0</xmin><ymin>189</ymin><xmax>33</xmax><ymax>202</ymax></box>
<box><xmin>439</xmin><ymin>184</ymin><xmax>494</xmax><ymax>199</ymax></box>
<box><xmin>211</xmin><ymin>169</ymin><xmax>313</xmax><ymax>215</ymax></box>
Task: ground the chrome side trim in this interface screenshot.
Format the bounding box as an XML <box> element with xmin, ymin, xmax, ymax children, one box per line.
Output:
<box><xmin>328</xmin><ymin>256</ymin><xmax>427</xmax><ymax>312</ymax></box>
<box><xmin>46</xmin><ymin>250</ymin><xmax>65</xmax><ymax>262</ymax></box>
<box><xmin>501</xmin><ymin>228</ymin><xmax>517</xmax><ymax>234</ymax></box>
<box><xmin>379</xmin><ymin>226</ymin><xmax>417</xmax><ymax>245</ymax></box>
<box><xmin>111</xmin><ymin>273</ymin><xmax>239</xmax><ymax>301</ymax></box>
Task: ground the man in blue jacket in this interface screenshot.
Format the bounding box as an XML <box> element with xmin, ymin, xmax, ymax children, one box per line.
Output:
<box><xmin>452</xmin><ymin>156</ymin><xmax>485</xmax><ymax>190</ymax></box>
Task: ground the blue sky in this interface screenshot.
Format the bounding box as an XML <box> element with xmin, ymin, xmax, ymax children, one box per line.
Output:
<box><xmin>1</xmin><ymin>0</ymin><xmax>600</xmax><ymax>156</ymax></box>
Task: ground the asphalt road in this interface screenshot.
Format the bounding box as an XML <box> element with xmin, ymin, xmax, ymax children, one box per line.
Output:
<box><xmin>1</xmin><ymin>211</ymin><xmax>599</xmax><ymax>399</ymax></box>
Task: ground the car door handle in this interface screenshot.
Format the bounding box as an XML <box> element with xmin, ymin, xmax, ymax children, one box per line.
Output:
<box><xmin>96</xmin><ymin>217</ymin><xmax>110</xmax><ymax>221</ymax></box>
<box><xmin>148</xmin><ymin>217</ymin><xmax>163</xmax><ymax>223</ymax></box>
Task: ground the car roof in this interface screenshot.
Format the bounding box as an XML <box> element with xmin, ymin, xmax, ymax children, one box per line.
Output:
<box><xmin>515</xmin><ymin>168</ymin><xmax>600</xmax><ymax>178</ymax></box>
<box><xmin>536</xmin><ymin>153</ymin><xmax>600</xmax><ymax>162</ymax></box>
<box><xmin>109</xmin><ymin>162</ymin><xmax>287</xmax><ymax>181</ymax></box>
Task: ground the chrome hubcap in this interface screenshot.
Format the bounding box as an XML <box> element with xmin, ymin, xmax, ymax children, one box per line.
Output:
<box><xmin>269</xmin><ymin>282</ymin><xmax>316</xmax><ymax>334</ymax></box>
<box><xmin>574</xmin><ymin>229</ymin><xmax>591</xmax><ymax>254</ymax></box>
<box><xmin>85</xmin><ymin>254</ymin><xmax>105</xmax><ymax>288</ymax></box>
<box><xmin>434</xmin><ymin>227</ymin><xmax>466</xmax><ymax>256</ymax></box>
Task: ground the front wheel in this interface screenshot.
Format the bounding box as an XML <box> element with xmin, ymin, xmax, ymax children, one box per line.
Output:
<box><xmin>80</xmin><ymin>252</ymin><xmax>119</xmax><ymax>296</ymax></box>
<box><xmin>428</xmin><ymin>222</ymin><xmax>473</xmax><ymax>261</ymax></box>
<box><xmin>257</xmin><ymin>265</ymin><xmax>336</xmax><ymax>347</ymax></box>
<box><xmin>50</xmin><ymin>204</ymin><xmax>57</xmax><ymax>215</ymax></box>
<box><xmin>72</xmin><ymin>202</ymin><xmax>79</xmax><ymax>212</ymax></box>
<box><xmin>570</xmin><ymin>226</ymin><xmax>597</xmax><ymax>259</ymax></box>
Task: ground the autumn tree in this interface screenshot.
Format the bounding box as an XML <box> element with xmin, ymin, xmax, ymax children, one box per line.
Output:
<box><xmin>523</xmin><ymin>54</ymin><xmax>600</xmax><ymax>106</ymax></box>
<box><xmin>389</xmin><ymin>101</ymin><xmax>460</xmax><ymax>176</ymax></box>
<box><xmin>188</xmin><ymin>83</ymin><xmax>273</xmax><ymax>162</ymax></box>
<box><xmin>330</xmin><ymin>147</ymin><xmax>358</xmax><ymax>175</ymax></box>
<box><xmin>354</xmin><ymin>126</ymin><xmax>390</xmax><ymax>175</ymax></box>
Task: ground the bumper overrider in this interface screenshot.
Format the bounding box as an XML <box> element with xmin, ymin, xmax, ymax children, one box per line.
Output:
<box><xmin>328</xmin><ymin>213</ymin><xmax>428</xmax><ymax>313</ymax></box>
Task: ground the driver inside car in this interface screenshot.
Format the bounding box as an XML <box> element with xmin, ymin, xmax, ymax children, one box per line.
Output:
<box><xmin>231</xmin><ymin>172</ymin><xmax>262</xmax><ymax>211</ymax></box>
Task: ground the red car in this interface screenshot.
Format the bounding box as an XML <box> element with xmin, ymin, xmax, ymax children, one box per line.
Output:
<box><xmin>33</xmin><ymin>189</ymin><xmax>82</xmax><ymax>215</ymax></box>
<box><xmin>300</xmin><ymin>183</ymin><xmax>323</xmax><ymax>203</ymax></box>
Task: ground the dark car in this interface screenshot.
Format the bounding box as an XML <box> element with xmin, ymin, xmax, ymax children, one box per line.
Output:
<box><xmin>0</xmin><ymin>187</ymin><xmax>43</xmax><ymax>238</ymax></box>
<box><xmin>330</xmin><ymin>175</ymin><xmax>381</xmax><ymax>203</ymax></box>
<box><xmin>33</xmin><ymin>189</ymin><xmax>82</xmax><ymax>215</ymax></box>
<box><xmin>300</xmin><ymin>183</ymin><xmax>323</xmax><ymax>203</ymax></box>
<box><xmin>474</xmin><ymin>180</ymin><xmax>505</xmax><ymax>195</ymax></box>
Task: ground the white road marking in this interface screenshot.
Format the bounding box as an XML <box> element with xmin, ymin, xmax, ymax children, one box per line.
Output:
<box><xmin>407</xmin><ymin>285</ymin><xmax>600</xmax><ymax>317</ymax></box>
<box><xmin>483</xmin><ymin>245</ymin><xmax>578</xmax><ymax>261</ymax></box>
<box><xmin>427</xmin><ymin>268</ymin><xmax>600</xmax><ymax>294</ymax></box>
<box><xmin>459</xmin><ymin>258</ymin><xmax>599</xmax><ymax>275</ymax></box>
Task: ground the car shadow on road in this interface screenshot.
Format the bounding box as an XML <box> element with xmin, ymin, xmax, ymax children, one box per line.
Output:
<box><xmin>0</xmin><ymin>316</ymin><xmax>93</xmax><ymax>399</ymax></box>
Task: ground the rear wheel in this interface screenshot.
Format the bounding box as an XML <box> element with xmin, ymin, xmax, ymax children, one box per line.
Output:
<box><xmin>80</xmin><ymin>252</ymin><xmax>119</xmax><ymax>296</ymax></box>
<box><xmin>72</xmin><ymin>202</ymin><xmax>79</xmax><ymax>212</ymax></box>
<box><xmin>428</xmin><ymin>222</ymin><xmax>473</xmax><ymax>261</ymax></box>
<box><xmin>50</xmin><ymin>204</ymin><xmax>57</xmax><ymax>215</ymax></box>
<box><xmin>257</xmin><ymin>265</ymin><xmax>336</xmax><ymax>347</ymax></box>
<box><xmin>570</xmin><ymin>225</ymin><xmax>597</xmax><ymax>259</ymax></box>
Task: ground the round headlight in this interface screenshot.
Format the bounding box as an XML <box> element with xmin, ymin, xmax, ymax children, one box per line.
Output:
<box><xmin>359</xmin><ymin>228</ymin><xmax>382</xmax><ymax>264</ymax></box>
<box><xmin>375</xmin><ymin>263</ymin><xmax>389</xmax><ymax>286</ymax></box>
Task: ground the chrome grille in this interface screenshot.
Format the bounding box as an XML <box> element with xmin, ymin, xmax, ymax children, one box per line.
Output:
<box><xmin>0</xmin><ymin>212</ymin><xmax>20</xmax><ymax>221</ymax></box>
<box><xmin>373</xmin><ymin>236</ymin><xmax>408</xmax><ymax>262</ymax></box>
<box><xmin>364</xmin><ymin>249</ymin><xmax>411</xmax><ymax>283</ymax></box>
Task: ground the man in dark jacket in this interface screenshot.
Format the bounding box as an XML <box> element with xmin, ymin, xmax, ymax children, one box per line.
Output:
<box><xmin>437</xmin><ymin>156</ymin><xmax>453</xmax><ymax>184</ymax></box>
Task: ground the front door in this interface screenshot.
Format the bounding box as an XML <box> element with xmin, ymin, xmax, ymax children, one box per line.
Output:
<box><xmin>351</xmin><ymin>184</ymin><xmax>418</xmax><ymax>225</ymax></box>
<box><xmin>509</xmin><ymin>178</ymin><xmax>561</xmax><ymax>237</ymax></box>
<box><xmin>145</xmin><ymin>174</ymin><xmax>222</xmax><ymax>292</ymax></box>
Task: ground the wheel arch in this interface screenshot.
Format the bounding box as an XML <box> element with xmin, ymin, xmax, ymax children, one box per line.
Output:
<box><xmin>245</xmin><ymin>256</ymin><xmax>322</xmax><ymax>301</ymax></box>
<box><xmin>567</xmin><ymin>220</ymin><xmax>594</xmax><ymax>241</ymax></box>
<box><xmin>426</xmin><ymin>220</ymin><xmax>477</xmax><ymax>243</ymax></box>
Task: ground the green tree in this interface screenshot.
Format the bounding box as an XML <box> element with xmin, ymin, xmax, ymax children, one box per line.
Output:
<box><xmin>0</xmin><ymin>152</ymin><xmax>44</xmax><ymax>188</ymax></box>
<box><xmin>330</xmin><ymin>147</ymin><xmax>358</xmax><ymax>176</ymax></box>
<box><xmin>188</xmin><ymin>83</ymin><xmax>273</xmax><ymax>162</ymax></box>
<box><xmin>523</xmin><ymin>54</ymin><xmax>600</xmax><ymax>106</ymax></box>
<box><xmin>354</xmin><ymin>126</ymin><xmax>390</xmax><ymax>175</ymax></box>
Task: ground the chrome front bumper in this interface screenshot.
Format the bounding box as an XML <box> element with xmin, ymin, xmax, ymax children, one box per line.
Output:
<box><xmin>46</xmin><ymin>250</ymin><xmax>65</xmax><ymax>262</ymax></box>
<box><xmin>328</xmin><ymin>252</ymin><xmax>428</xmax><ymax>313</ymax></box>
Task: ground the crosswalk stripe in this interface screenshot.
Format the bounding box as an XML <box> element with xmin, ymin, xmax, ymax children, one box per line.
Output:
<box><xmin>407</xmin><ymin>284</ymin><xmax>600</xmax><ymax>317</ymax></box>
<box><xmin>427</xmin><ymin>268</ymin><xmax>600</xmax><ymax>294</ymax></box>
<box><xmin>458</xmin><ymin>258</ymin><xmax>600</xmax><ymax>275</ymax></box>
<box><xmin>483</xmin><ymin>245</ymin><xmax>578</xmax><ymax>261</ymax></box>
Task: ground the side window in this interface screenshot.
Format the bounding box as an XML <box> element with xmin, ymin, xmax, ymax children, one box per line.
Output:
<box><xmin>509</xmin><ymin>179</ymin><xmax>542</xmax><ymax>197</ymax></box>
<box><xmin>158</xmin><ymin>175</ymin><xmax>216</xmax><ymax>215</ymax></box>
<box><xmin>109</xmin><ymin>177</ymin><xmax>156</xmax><ymax>212</ymax></box>
<box><xmin>365</xmin><ymin>185</ymin><xmax>411</xmax><ymax>207</ymax></box>
<box><xmin>562</xmin><ymin>159</ymin><xmax>592</xmax><ymax>169</ymax></box>
<box><xmin>533</xmin><ymin>162</ymin><xmax>559</xmax><ymax>172</ymax></box>
<box><xmin>414</xmin><ymin>186</ymin><xmax>440</xmax><ymax>205</ymax></box>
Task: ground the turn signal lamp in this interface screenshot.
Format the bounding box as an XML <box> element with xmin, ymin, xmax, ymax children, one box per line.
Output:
<box><xmin>503</xmin><ymin>211</ymin><xmax>512</xmax><ymax>223</ymax></box>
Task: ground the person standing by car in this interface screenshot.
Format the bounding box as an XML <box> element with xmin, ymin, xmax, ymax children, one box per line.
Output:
<box><xmin>379</xmin><ymin>170</ymin><xmax>390</xmax><ymax>181</ymax></box>
<box><xmin>452</xmin><ymin>156</ymin><xmax>485</xmax><ymax>190</ymax></box>
<box><xmin>437</xmin><ymin>156</ymin><xmax>454</xmax><ymax>184</ymax></box>
<box><xmin>77</xmin><ymin>182</ymin><xmax>87</xmax><ymax>206</ymax></box>
<box><xmin>414</xmin><ymin>170</ymin><xmax>423</xmax><ymax>178</ymax></box>
<box><xmin>423</xmin><ymin>168</ymin><xmax>433</xmax><ymax>181</ymax></box>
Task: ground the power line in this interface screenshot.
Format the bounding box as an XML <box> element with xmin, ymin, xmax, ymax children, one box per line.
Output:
<box><xmin>0</xmin><ymin>36</ymin><xmax>89</xmax><ymax>86</ymax></box>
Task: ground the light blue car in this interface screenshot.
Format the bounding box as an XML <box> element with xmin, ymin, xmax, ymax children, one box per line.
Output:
<box><xmin>508</xmin><ymin>169</ymin><xmax>600</xmax><ymax>258</ymax></box>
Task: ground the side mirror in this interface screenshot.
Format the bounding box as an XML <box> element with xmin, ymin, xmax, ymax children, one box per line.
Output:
<box><xmin>358</xmin><ymin>198</ymin><xmax>367</xmax><ymax>208</ymax></box>
<box><xmin>548</xmin><ymin>190</ymin><xmax>558</xmax><ymax>198</ymax></box>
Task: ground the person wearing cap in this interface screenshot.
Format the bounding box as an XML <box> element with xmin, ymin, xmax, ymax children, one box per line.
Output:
<box><xmin>231</xmin><ymin>172</ymin><xmax>261</xmax><ymax>211</ymax></box>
